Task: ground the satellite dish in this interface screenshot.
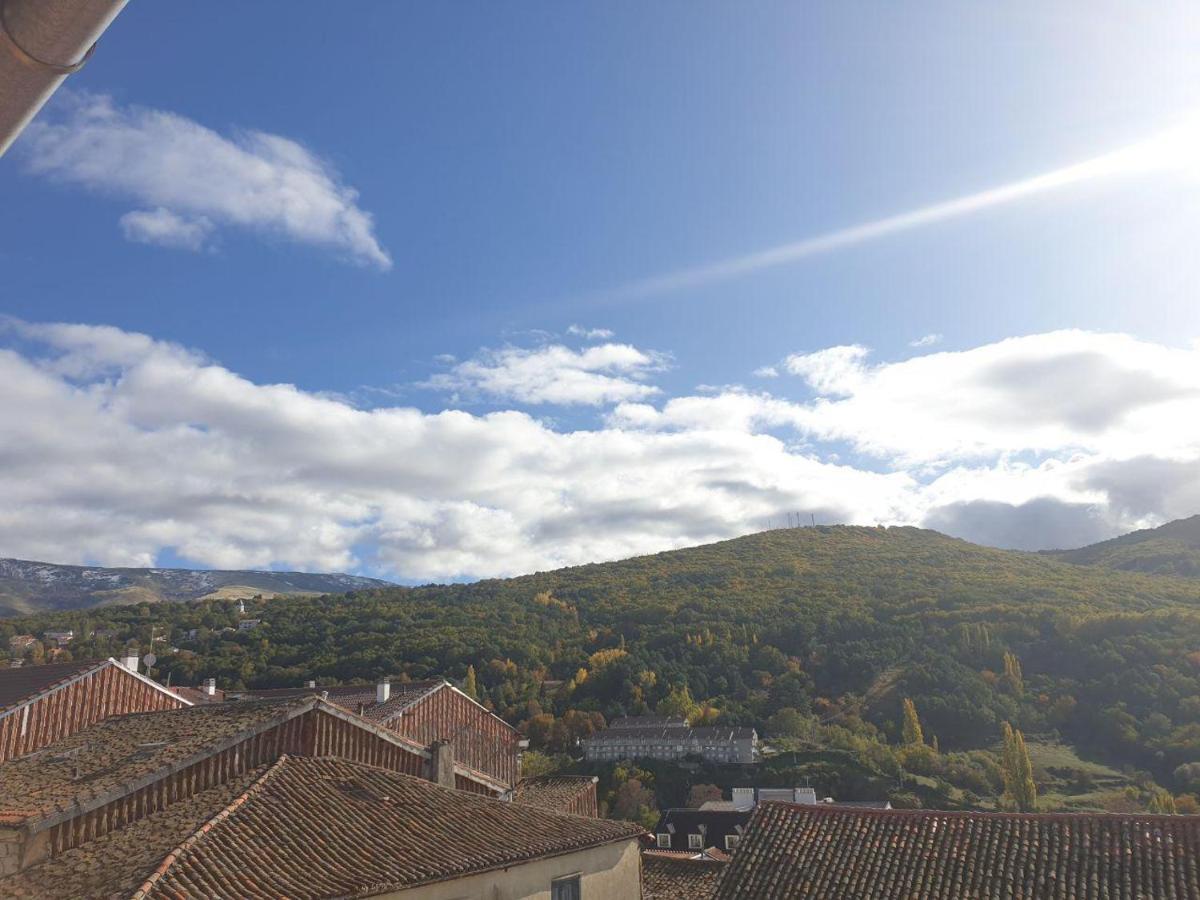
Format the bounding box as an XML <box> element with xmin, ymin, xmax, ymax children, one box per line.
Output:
<box><xmin>143</xmin><ymin>653</ymin><xmax>157</xmax><ymax>668</ymax></box>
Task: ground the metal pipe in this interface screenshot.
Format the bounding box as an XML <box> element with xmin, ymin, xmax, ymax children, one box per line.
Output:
<box><xmin>0</xmin><ymin>0</ymin><xmax>129</xmax><ymax>156</ymax></box>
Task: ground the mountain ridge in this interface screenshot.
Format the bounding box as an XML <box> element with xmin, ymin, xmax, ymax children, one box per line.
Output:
<box><xmin>1044</xmin><ymin>514</ymin><xmax>1200</xmax><ymax>578</ymax></box>
<box><xmin>0</xmin><ymin>557</ymin><xmax>393</xmax><ymax>618</ymax></box>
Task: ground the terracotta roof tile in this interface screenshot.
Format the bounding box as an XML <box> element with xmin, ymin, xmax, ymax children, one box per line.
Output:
<box><xmin>512</xmin><ymin>775</ymin><xmax>598</xmax><ymax>812</ymax></box>
<box><xmin>1</xmin><ymin>768</ymin><xmax>268</xmax><ymax>900</ymax></box>
<box><xmin>0</xmin><ymin>659</ymin><xmax>107</xmax><ymax>711</ymax></box>
<box><xmin>714</xmin><ymin>802</ymin><xmax>1200</xmax><ymax>899</ymax></box>
<box><xmin>0</xmin><ymin>697</ymin><xmax>312</xmax><ymax>827</ymax></box>
<box><xmin>642</xmin><ymin>855</ymin><xmax>725</xmax><ymax>900</ymax></box>
<box><xmin>134</xmin><ymin>755</ymin><xmax>642</xmax><ymax>898</ymax></box>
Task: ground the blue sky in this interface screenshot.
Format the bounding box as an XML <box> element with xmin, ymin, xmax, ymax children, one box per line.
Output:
<box><xmin>3</xmin><ymin>2</ymin><xmax>1200</xmax><ymax>579</ymax></box>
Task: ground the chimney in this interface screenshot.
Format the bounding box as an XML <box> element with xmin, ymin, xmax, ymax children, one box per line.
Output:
<box><xmin>305</xmin><ymin>680</ymin><xmax>316</xmax><ymax>689</ymax></box>
<box><xmin>121</xmin><ymin>652</ymin><xmax>139</xmax><ymax>673</ymax></box>
<box><xmin>204</xmin><ymin>678</ymin><xmax>216</xmax><ymax>697</ymax></box>
<box><xmin>795</xmin><ymin>787</ymin><xmax>817</xmax><ymax>805</ymax></box>
<box><xmin>429</xmin><ymin>739</ymin><xmax>455</xmax><ymax>789</ymax></box>
<box><xmin>376</xmin><ymin>677</ymin><xmax>391</xmax><ymax>704</ymax></box>
<box><xmin>732</xmin><ymin>787</ymin><xmax>755</xmax><ymax>811</ymax></box>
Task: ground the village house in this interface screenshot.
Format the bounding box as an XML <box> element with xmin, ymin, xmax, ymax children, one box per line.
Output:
<box><xmin>0</xmin><ymin>696</ymin><xmax>642</xmax><ymax>898</ymax></box>
<box><xmin>0</xmin><ymin>656</ymin><xmax>188</xmax><ymax>764</ymax></box>
<box><xmin>651</xmin><ymin>807</ymin><xmax>752</xmax><ymax>854</ymax></box>
<box><xmin>698</xmin><ymin>786</ymin><xmax>892</xmax><ymax>812</ymax></box>
<box><xmin>41</xmin><ymin>630</ymin><xmax>73</xmax><ymax>647</ymax></box>
<box><xmin>229</xmin><ymin>676</ymin><xmax>524</xmax><ymax>791</ymax></box>
<box><xmin>713</xmin><ymin>801</ymin><xmax>1200</xmax><ymax>899</ymax></box>
<box><xmin>581</xmin><ymin>715</ymin><xmax>758</xmax><ymax>764</ymax></box>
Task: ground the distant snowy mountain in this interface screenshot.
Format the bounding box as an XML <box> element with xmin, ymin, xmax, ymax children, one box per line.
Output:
<box><xmin>0</xmin><ymin>558</ymin><xmax>392</xmax><ymax>617</ymax></box>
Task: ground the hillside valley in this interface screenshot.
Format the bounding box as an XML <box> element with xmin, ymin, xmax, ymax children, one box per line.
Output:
<box><xmin>1046</xmin><ymin>515</ymin><xmax>1200</xmax><ymax>578</ymax></box>
<box><xmin>3</xmin><ymin>524</ymin><xmax>1200</xmax><ymax>815</ymax></box>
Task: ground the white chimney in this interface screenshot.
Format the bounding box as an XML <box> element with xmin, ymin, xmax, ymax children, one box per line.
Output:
<box><xmin>795</xmin><ymin>787</ymin><xmax>817</xmax><ymax>805</ymax></box>
<box><xmin>732</xmin><ymin>787</ymin><xmax>755</xmax><ymax>811</ymax></box>
<box><xmin>305</xmin><ymin>680</ymin><xmax>317</xmax><ymax>689</ymax></box>
<box><xmin>376</xmin><ymin>678</ymin><xmax>391</xmax><ymax>704</ymax></box>
<box><xmin>121</xmin><ymin>653</ymin><xmax>139</xmax><ymax>673</ymax></box>
<box><xmin>204</xmin><ymin>678</ymin><xmax>216</xmax><ymax>696</ymax></box>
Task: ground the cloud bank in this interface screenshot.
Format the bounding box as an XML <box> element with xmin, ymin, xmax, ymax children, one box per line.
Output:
<box><xmin>0</xmin><ymin>322</ymin><xmax>1197</xmax><ymax>579</ymax></box>
<box><xmin>20</xmin><ymin>93</ymin><xmax>390</xmax><ymax>269</ymax></box>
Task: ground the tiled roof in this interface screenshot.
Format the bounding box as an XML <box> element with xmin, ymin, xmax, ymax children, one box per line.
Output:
<box><xmin>126</xmin><ymin>755</ymin><xmax>642</xmax><ymax>899</ymax></box>
<box><xmin>512</xmin><ymin>775</ymin><xmax>598</xmax><ymax>812</ymax></box>
<box><xmin>0</xmin><ymin>697</ymin><xmax>314</xmax><ymax>828</ymax></box>
<box><xmin>230</xmin><ymin>680</ymin><xmax>443</xmax><ymax>721</ymax></box>
<box><xmin>0</xmin><ymin>659</ymin><xmax>106</xmax><ymax>711</ymax></box>
<box><xmin>713</xmin><ymin>802</ymin><xmax>1200</xmax><ymax>899</ymax></box>
<box><xmin>1</xmin><ymin>768</ymin><xmax>267</xmax><ymax>900</ymax></box>
<box><xmin>642</xmin><ymin>855</ymin><xmax>725</xmax><ymax>900</ymax></box>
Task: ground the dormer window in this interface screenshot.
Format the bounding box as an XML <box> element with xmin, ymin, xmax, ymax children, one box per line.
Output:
<box><xmin>726</xmin><ymin>834</ymin><xmax>741</xmax><ymax>850</ymax></box>
<box><xmin>657</xmin><ymin>833</ymin><xmax>671</xmax><ymax>848</ymax></box>
<box><xmin>688</xmin><ymin>833</ymin><xmax>703</xmax><ymax>849</ymax></box>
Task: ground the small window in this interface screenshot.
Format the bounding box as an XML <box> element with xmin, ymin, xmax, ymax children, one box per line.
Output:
<box><xmin>725</xmin><ymin>834</ymin><xmax>741</xmax><ymax>850</ymax></box>
<box><xmin>552</xmin><ymin>874</ymin><xmax>581</xmax><ymax>900</ymax></box>
<box><xmin>657</xmin><ymin>833</ymin><xmax>671</xmax><ymax>848</ymax></box>
<box><xmin>688</xmin><ymin>833</ymin><xmax>703</xmax><ymax>849</ymax></box>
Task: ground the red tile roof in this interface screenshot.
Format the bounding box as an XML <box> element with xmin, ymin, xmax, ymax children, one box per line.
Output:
<box><xmin>120</xmin><ymin>755</ymin><xmax>642</xmax><ymax>898</ymax></box>
<box><xmin>714</xmin><ymin>802</ymin><xmax>1200</xmax><ymax>899</ymax></box>
<box><xmin>0</xmin><ymin>659</ymin><xmax>108</xmax><ymax>711</ymax></box>
<box><xmin>0</xmin><ymin>696</ymin><xmax>318</xmax><ymax>828</ymax></box>
<box><xmin>642</xmin><ymin>854</ymin><xmax>725</xmax><ymax>900</ymax></box>
<box><xmin>1</xmin><ymin>768</ymin><xmax>267</xmax><ymax>900</ymax></box>
<box><xmin>512</xmin><ymin>775</ymin><xmax>599</xmax><ymax>815</ymax></box>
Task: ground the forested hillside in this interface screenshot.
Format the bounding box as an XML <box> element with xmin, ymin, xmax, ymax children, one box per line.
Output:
<box><xmin>3</xmin><ymin>526</ymin><xmax>1199</xmax><ymax>813</ymax></box>
<box><xmin>1047</xmin><ymin>515</ymin><xmax>1200</xmax><ymax>578</ymax></box>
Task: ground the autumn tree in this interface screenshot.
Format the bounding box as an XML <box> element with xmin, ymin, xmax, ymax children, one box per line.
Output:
<box><xmin>687</xmin><ymin>784</ymin><xmax>724</xmax><ymax>808</ymax></box>
<box><xmin>1002</xmin><ymin>652</ymin><xmax>1024</xmax><ymax>696</ymax></box>
<box><xmin>658</xmin><ymin>685</ymin><xmax>699</xmax><ymax>721</ymax></box>
<box><xmin>463</xmin><ymin>664</ymin><xmax>478</xmax><ymax>700</ymax></box>
<box><xmin>1001</xmin><ymin>722</ymin><xmax>1037</xmax><ymax>812</ymax></box>
<box><xmin>901</xmin><ymin>698</ymin><xmax>925</xmax><ymax>746</ymax></box>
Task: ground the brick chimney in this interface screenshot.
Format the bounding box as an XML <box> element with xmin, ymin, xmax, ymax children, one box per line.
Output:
<box><xmin>376</xmin><ymin>677</ymin><xmax>391</xmax><ymax>704</ymax></box>
<box><xmin>204</xmin><ymin>678</ymin><xmax>217</xmax><ymax>697</ymax></box>
<box><xmin>429</xmin><ymin>739</ymin><xmax>455</xmax><ymax>789</ymax></box>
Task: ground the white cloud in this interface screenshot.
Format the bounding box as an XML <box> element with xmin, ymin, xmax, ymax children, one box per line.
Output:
<box><xmin>910</xmin><ymin>333</ymin><xmax>943</xmax><ymax>348</ymax></box>
<box><xmin>119</xmin><ymin>208</ymin><xmax>214</xmax><ymax>252</ymax></box>
<box><xmin>567</xmin><ymin>325</ymin><xmax>615</xmax><ymax>340</ymax></box>
<box><xmin>20</xmin><ymin>92</ymin><xmax>390</xmax><ymax>269</ymax></box>
<box><xmin>782</xmin><ymin>331</ymin><xmax>1200</xmax><ymax>466</ymax></box>
<box><xmin>753</xmin><ymin>365</ymin><xmax>779</xmax><ymax>378</ymax></box>
<box><xmin>1</xmin><ymin>322</ymin><xmax>1197</xmax><ymax>579</ymax></box>
<box><xmin>783</xmin><ymin>344</ymin><xmax>871</xmax><ymax>396</ymax></box>
<box><xmin>423</xmin><ymin>343</ymin><xmax>668</xmax><ymax>406</ymax></box>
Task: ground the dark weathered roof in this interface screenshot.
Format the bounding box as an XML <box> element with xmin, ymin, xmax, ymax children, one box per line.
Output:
<box><xmin>642</xmin><ymin>855</ymin><xmax>725</xmax><ymax>900</ymax></box>
<box><xmin>714</xmin><ymin>802</ymin><xmax>1200</xmax><ymax>899</ymax></box>
<box><xmin>0</xmin><ymin>659</ymin><xmax>106</xmax><ymax>712</ymax></box>
<box><xmin>1</xmin><ymin>768</ymin><xmax>266</xmax><ymax>900</ymax></box>
<box><xmin>121</xmin><ymin>756</ymin><xmax>641</xmax><ymax>899</ymax></box>
<box><xmin>230</xmin><ymin>680</ymin><xmax>444</xmax><ymax>721</ymax></box>
<box><xmin>512</xmin><ymin>775</ymin><xmax>598</xmax><ymax>812</ymax></box>
<box><xmin>0</xmin><ymin>696</ymin><xmax>316</xmax><ymax>827</ymax></box>
<box><xmin>652</xmin><ymin>808</ymin><xmax>752</xmax><ymax>852</ymax></box>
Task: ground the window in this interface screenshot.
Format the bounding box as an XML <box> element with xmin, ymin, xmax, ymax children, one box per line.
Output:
<box><xmin>551</xmin><ymin>875</ymin><xmax>581</xmax><ymax>900</ymax></box>
<box><xmin>725</xmin><ymin>835</ymin><xmax>741</xmax><ymax>850</ymax></box>
<box><xmin>657</xmin><ymin>833</ymin><xmax>671</xmax><ymax>848</ymax></box>
<box><xmin>688</xmin><ymin>833</ymin><xmax>703</xmax><ymax>849</ymax></box>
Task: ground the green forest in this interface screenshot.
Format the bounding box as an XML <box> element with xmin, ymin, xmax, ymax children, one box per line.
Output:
<box><xmin>4</xmin><ymin>526</ymin><xmax>1200</xmax><ymax>818</ymax></box>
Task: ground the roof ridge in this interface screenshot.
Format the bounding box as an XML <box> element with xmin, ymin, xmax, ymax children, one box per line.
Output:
<box><xmin>760</xmin><ymin>800</ymin><xmax>1200</xmax><ymax>823</ymax></box>
<box><xmin>128</xmin><ymin>755</ymin><xmax>290</xmax><ymax>900</ymax></box>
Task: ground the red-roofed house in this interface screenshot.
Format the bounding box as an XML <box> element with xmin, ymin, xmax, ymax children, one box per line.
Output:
<box><xmin>0</xmin><ymin>657</ymin><xmax>188</xmax><ymax>764</ymax></box>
